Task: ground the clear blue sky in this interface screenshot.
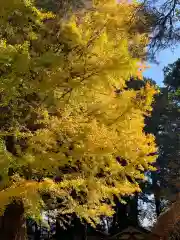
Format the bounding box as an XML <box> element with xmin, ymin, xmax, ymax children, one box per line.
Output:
<box><xmin>143</xmin><ymin>46</ymin><xmax>180</xmax><ymax>87</ymax></box>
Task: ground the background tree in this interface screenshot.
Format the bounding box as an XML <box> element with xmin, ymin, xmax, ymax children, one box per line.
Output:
<box><xmin>140</xmin><ymin>57</ymin><xmax>180</xmax><ymax>239</ymax></box>
<box><xmin>161</xmin><ymin>58</ymin><xmax>180</xmax><ymax>199</ymax></box>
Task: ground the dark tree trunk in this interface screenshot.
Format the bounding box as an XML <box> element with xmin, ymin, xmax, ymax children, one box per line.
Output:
<box><xmin>56</xmin><ymin>220</ymin><xmax>74</xmax><ymax>240</ymax></box>
<box><xmin>34</xmin><ymin>223</ymin><xmax>41</xmax><ymax>240</ymax></box>
<box><xmin>152</xmin><ymin>172</ymin><xmax>161</xmax><ymax>217</ymax></box>
<box><xmin>110</xmin><ymin>196</ymin><xmax>128</xmax><ymax>234</ymax></box>
<box><xmin>0</xmin><ymin>201</ymin><xmax>27</xmax><ymax>240</ymax></box>
<box><xmin>110</xmin><ymin>194</ymin><xmax>139</xmax><ymax>235</ymax></box>
<box><xmin>82</xmin><ymin>223</ymin><xmax>87</xmax><ymax>240</ymax></box>
<box><xmin>155</xmin><ymin>196</ymin><xmax>161</xmax><ymax>217</ymax></box>
<box><xmin>56</xmin><ymin>216</ymin><xmax>87</xmax><ymax>240</ymax></box>
<box><xmin>128</xmin><ymin>194</ymin><xmax>138</xmax><ymax>226</ymax></box>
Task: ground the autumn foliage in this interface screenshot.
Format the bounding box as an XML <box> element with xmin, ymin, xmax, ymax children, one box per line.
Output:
<box><xmin>0</xmin><ymin>0</ymin><xmax>157</xmax><ymax>226</ymax></box>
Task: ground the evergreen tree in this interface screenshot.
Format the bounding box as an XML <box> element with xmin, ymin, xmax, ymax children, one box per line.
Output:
<box><xmin>161</xmin><ymin>59</ymin><xmax>180</xmax><ymax>198</ymax></box>
<box><xmin>144</xmin><ymin>58</ymin><xmax>180</xmax><ymax>226</ymax></box>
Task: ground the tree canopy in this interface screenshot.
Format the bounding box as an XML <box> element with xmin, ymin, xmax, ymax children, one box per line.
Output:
<box><xmin>0</xmin><ymin>0</ymin><xmax>158</xmax><ymax>238</ymax></box>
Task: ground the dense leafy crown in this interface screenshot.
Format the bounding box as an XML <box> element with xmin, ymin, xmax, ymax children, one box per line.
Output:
<box><xmin>0</xmin><ymin>0</ymin><xmax>157</xmax><ymax>225</ymax></box>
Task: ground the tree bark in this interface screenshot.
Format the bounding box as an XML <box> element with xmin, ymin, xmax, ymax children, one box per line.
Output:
<box><xmin>110</xmin><ymin>196</ymin><xmax>129</xmax><ymax>234</ymax></box>
<box><xmin>155</xmin><ymin>195</ymin><xmax>161</xmax><ymax>217</ymax></box>
<box><xmin>82</xmin><ymin>223</ymin><xmax>87</xmax><ymax>240</ymax></box>
<box><xmin>152</xmin><ymin>172</ymin><xmax>161</xmax><ymax>218</ymax></box>
<box><xmin>0</xmin><ymin>201</ymin><xmax>27</xmax><ymax>240</ymax></box>
<box><xmin>128</xmin><ymin>193</ymin><xmax>139</xmax><ymax>226</ymax></box>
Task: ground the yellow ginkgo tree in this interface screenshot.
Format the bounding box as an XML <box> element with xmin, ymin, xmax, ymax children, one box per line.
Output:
<box><xmin>0</xmin><ymin>0</ymin><xmax>157</xmax><ymax>238</ymax></box>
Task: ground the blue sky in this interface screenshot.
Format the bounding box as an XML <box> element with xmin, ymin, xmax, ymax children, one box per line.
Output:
<box><xmin>143</xmin><ymin>45</ymin><xmax>180</xmax><ymax>86</ymax></box>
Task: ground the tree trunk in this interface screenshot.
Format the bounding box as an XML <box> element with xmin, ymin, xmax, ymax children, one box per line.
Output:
<box><xmin>34</xmin><ymin>223</ymin><xmax>41</xmax><ymax>240</ymax></box>
<box><xmin>128</xmin><ymin>194</ymin><xmax>138</xmax><ymax>226</ymax></box>
<box><xmin>0</xmin><ymin>201</ymin><xmax>27</xmax><ymax>240</ymax></box>
<box><xmin>82</xmin><ymin>223</ymin><xmax>87</xmax><ymax>240</ymax></box>
<box><xmin>56</xmin><ymin>220</ymin><xmax>73</xmax><ymax>240</ymax></box>
<box><xmin>155</xmin><ymin>195</ymin><xmax>161</xmax><ymax>217</ymax></box>
<box><xmin>110</xmin><ymin>196</ymin><xmax>128</xmax><ymax>234</ymax></box>
<box><xmin>152</xmin><ymin>172</ymin><xmax>161</xmax><ymax>217</ymax></box>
